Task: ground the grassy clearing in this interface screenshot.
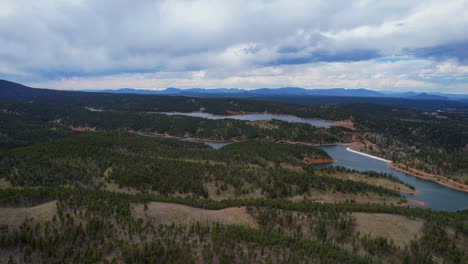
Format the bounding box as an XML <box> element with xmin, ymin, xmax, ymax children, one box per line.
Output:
<box><xmin>132</xmin><ymin>202</ymin><xmax>257</xmax><ymax>228</ymax></box>
<box><xmin>353</xmin><ymin>212</ymin><xmax>424</xmax><ymax>247</ymax></box>
<box><xmin>0</xmin><ymin>201</ymin><xmax>57</xmax><ymax>228</ymax></box>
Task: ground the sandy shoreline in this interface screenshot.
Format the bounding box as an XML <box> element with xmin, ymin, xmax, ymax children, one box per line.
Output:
<box><xmin>388</xmin><ymin>163</ymin><xmax>468</xmax><ymax>193</ymax></box>
<box><xmin>345</xmin><ymin>145</ymin><xmax>468</xmax><ymax>194</ymax></box>
<box><xmin>398</xmin><ymin>199</ymin><xmax>425</xmax><ymax>207</ymax></box>
<box><xmin>277</xmin><ymin>140</ymin><xmax>352</xmax><ymax>147</ymax></box>
<box><xmin>346</xmin><ymin>147</ymin><xmax>392</xmax><ymax>163</ymax></box>
<box><xmin>383</xmin><ymin>186</ymin><xmax>418</xmax><ymax>195</ymax></box>
<box><xmin>303</xmin><ymin>158</ymin><xmax>336</xmax><ymax>164</ymax></box>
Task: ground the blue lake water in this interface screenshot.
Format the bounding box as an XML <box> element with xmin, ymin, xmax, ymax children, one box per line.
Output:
<box><xmin>138</xmin><ymin>131</ymin><xmax>468</xmax><ymax>211</ymax></box>
<box><xmin>138</xmin><ymin>133</ymin><xmax>234</xmax><ymax>149</ymax></box>
<box><xmin>182</xmin><ymin>138</ymin><xmax>233</xmax><ymax>149</ymax></box>
<box><xmin>320</xmin><ymin>145</ymin><xmax>468</xmax><ymax>212</ymax></box>
<box><xmin>161</xmin><ymin>112</ymin><xmax>336</xmax><ymax>127</ymax></box>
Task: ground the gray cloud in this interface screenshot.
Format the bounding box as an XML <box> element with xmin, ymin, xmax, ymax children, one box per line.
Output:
<box><xmin>0</xmin><ymin>0</ymin><xmax>467</xmax><ymax>92</ymax></box>
<box><xmin>410</xmin><ymin>42</ymin><xmax>468</xmax><ymax>64</ymax></box>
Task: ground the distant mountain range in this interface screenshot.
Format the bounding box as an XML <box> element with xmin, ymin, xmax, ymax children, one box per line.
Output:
<box><xmin>1</xmin><ymin>79</ymin><xmax>467</xmax><ymax>102</ymax></box>
<box><xmin>0</xmin><ymin>79</ymin><xmax>465</xmax><ymax>101</ymax></box>
<box><xmin>92</xmin><ymin>86</ymin><xmax>468</xmax><ymax>101</ymax></box>
<box><xmin>1</xmin><ymin>79</ymin><xmax>468</xmax><ymax>111</ymax></box>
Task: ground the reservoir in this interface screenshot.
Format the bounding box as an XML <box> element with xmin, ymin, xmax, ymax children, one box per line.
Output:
<box><xmin>320</xmin><ymin>145</ymin><xmax>468</xmax><ymax>212</ymax></box>
<box><xmin>161</xmin><ymin>112</ymin><xmax>336</xmax><ymax>127</ymax></box>
<box><xmin>138</xmin><ymin>132</ymin><xmax>234</xmax><ymax>149</ymax></box>
<box><xmin>138</xmin><ymin>132</ymin><xmax>468</xmax><ymax>211</ymax></box>
<box><xmin>182</xmin><ymin>138</ymin><xmax>233</xmax><ymax>149</ymax></box>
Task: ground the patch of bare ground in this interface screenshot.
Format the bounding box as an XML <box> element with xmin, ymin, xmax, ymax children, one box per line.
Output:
<box><xmin>350</xmin><ymin>140</ymin><xmax>382</xmax><ymax>156</ymax></box>
<box><xmin>335</xmin><ymin>120</ymin><xmax>355</xmax><ymax>130</ymax></box>
<box><xmin>132</xmin><ymin>202</ymin><xmax>258</xmax><ymax>228</ymax></box>
<box><xmin>303</xmin><ymin>158</ymin><xmax>336</xmax><ymax>165</ymax></box>
<box><xmin>252</xmin><ymin>120</ymin><xmax>279</xmax><ymax>130</ymax></box>
<box><xmin>0</xmin><ymin>201</ymin><xmax>57</xmax><ymax>228</ymax></box>
<box><xmin>353</xmin><ymin>213</ymin><xmax>424</xmax><ymax>247</ymax></box>
<box><xmin>70</xmin><ymin>126</ymin><xmax>96</xmax><ymax>132</ymax></box>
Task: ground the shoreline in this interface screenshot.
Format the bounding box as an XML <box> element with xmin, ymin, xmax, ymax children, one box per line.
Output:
<box><xmin>344</xmin><ymin>146</ymin><xmax>468</xmax><ymax>194</ymax></box>
<box><xmin>277</xmin><ymin>140</ymin><xmax>352</xmax><ymax>147</ymax></box>
<box><xmin>398</xmin><ymin>199</ymin><xmax>426</xmax><ymax>207</ymax></box>
<box><xmin>303</xmin><ymin>158</ymin><xmax>336</xmax><ymax>165</ymax></box>
<box><xmin>346</xmin><ymin>147</ymin><xmax>392</xmax><ymax>163</ymax></box>
<box><xmin>383</xmin><ymin>186</ymin><xmax>418</xmax><ymax>195</ymax></box>
<box><xmin>388</xmin><ymin>163</ymin><xmax>468</xmax><ymax>193</ymax></box>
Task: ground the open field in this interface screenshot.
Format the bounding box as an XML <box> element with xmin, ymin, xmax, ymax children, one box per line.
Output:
<box><xmin>132</xmin><ymin>202</ymin><xmax>258</xmax><ymax>228</ymax></box>
<box><xmin>353</xmin><ymin>212</ymin><xmax>424</xmax><ymax>247</ymax></box>
<box><xmin>0</xmin><ymin>201</ymin><xmax>57</xmax><ymax>228</ymax></box>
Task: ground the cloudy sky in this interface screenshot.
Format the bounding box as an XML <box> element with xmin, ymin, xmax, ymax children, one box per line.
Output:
<box><xmin>1</xmin><ymin>0</ymin><xmax>468</xmax><ymax>92</ymax></box>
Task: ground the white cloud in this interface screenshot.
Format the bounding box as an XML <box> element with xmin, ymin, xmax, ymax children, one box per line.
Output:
<box><xmin>28</xmin><ymin>58</ymin><xmax>467</xmax><ymax>93</ymax></box>
<box><xmin>0</xmin><ymin>0</ymin><xmax>467</xmax><ymax>92</ymax></box>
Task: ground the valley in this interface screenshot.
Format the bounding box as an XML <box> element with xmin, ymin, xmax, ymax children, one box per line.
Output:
<box><xmin>0</xmin><ymin>80</ymin><xmax>467</xmax><ymax>263</ymax></box>
<box><xmin>2</xmin><ymin>2</ymin><xmax>468</xmax><ymax>262</ymax></box>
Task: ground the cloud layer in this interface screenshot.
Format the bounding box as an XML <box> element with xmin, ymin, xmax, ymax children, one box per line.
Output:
<box><xmin>1</xmin><ymin>0</ymin><xmax>468</xmax><ymax>92</ymax></box>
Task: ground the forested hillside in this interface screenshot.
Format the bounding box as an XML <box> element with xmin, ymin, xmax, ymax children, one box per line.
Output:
<box><xmin>0</xmin><ymin>81</ymin><xmax>467</xmax><ymax>263</ymax></box>
<box><xmin>0</xmin><ymin>133</ymin><xmax>400</xmax><ymax>200</ymax></box>
<box><xmin>347</xmin><ymin>104</ymin><xmax>468</xmax><ymax>183</ymax></box>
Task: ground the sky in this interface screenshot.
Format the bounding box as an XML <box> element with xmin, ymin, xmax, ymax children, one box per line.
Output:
<box><xmin>1</xmin><ymin>0</ymin><xmax>468</xmax><ymax>93</ymax></box>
